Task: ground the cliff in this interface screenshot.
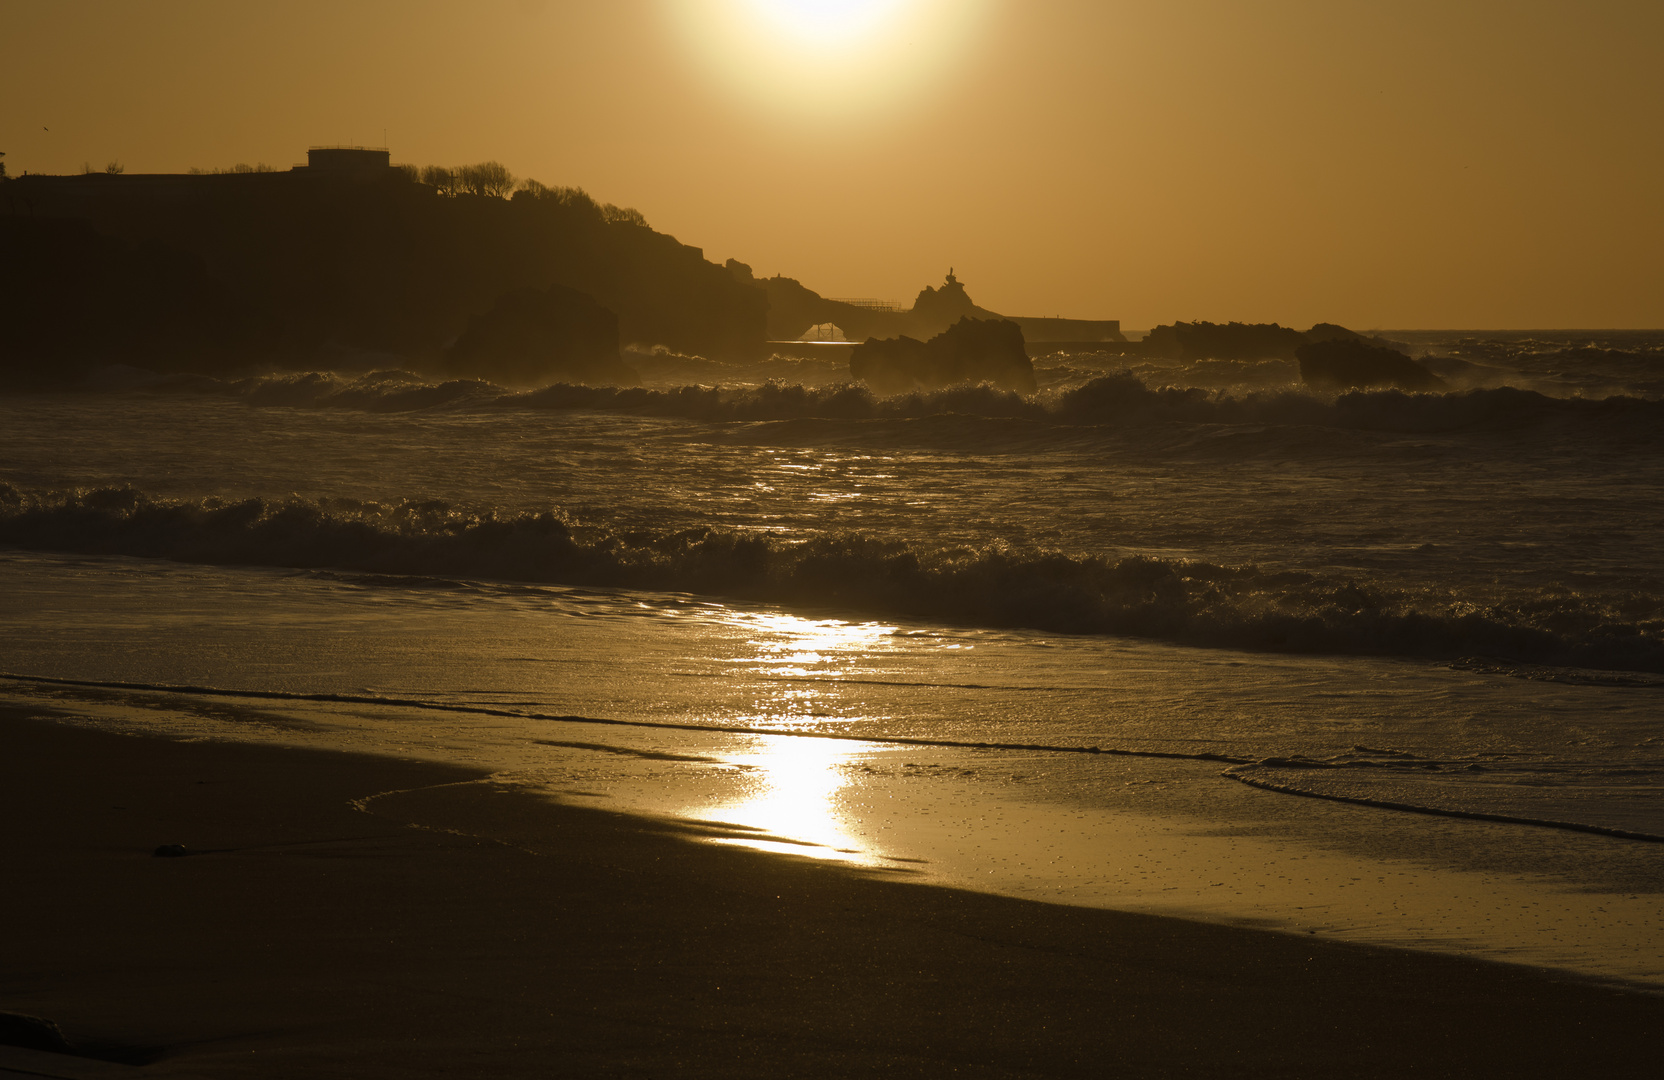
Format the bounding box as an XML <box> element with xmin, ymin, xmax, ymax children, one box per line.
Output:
<box><xmin>0</xmin><ymin>168</ymin><xmax>767</xmax><ymax>381</ymax></box>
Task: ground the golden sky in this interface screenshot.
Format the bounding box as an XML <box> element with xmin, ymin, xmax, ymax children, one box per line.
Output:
<box><xmin>5</xmin><ymin>0</ymin><xmax>1661</xmax><ymax>329</ymax></box>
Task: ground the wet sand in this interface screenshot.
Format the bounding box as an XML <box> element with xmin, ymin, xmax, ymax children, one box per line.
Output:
<box><xmin>2</xmin><ymin>706</ymin><xmax>1660</xmax><ymax>1079</ymax></box>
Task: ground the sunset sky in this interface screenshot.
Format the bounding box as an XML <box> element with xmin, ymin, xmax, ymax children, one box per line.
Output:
<box><xmin>6</xmin><ymin>0</ymin><xmax>1660</xmax><ymax>329</ymax></box>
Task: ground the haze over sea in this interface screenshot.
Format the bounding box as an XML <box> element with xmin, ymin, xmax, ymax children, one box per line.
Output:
<box><xmin>4</xmin><ymin>330</ymin><xmax>1662</xmax><ymax>986</ymax></box>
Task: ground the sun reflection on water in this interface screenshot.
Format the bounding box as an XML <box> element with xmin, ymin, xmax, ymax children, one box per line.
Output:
<box><xmin>723</xmin><ymin>611</ymin><xmax>898</xmax><ymax>729</ymax></box>
<box><xmin>741</xmin><ymin>612</ymin><xmax>895</xmax><ymax>659</ymax></box>
<box><xmin>699</xmin><ymin>613</ymin><xmax>896</xmax><ymax>863</ymax></box>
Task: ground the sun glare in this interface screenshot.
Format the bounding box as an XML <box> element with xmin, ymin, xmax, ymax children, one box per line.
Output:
<box><xmin>666</xmin><ymin>0</ymin><xmax>991</xmax><ymax>120</ymax></box>
<box><xmin>746</xmin><ymin>0</ymin><xmax>906</xmax><ymax>46</ymax></box>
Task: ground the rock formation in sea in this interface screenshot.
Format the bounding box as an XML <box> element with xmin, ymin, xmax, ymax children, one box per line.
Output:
<box><xmin>850</xmin><ymin>317</ymin><xmax>1036</xmax><ymax>395</ymax></box>
<box><xmin>1296</xmin><ymin>337</ymin><xmax>1445</xmax><ymax>391</ymax></box>
<box><xmin>443</xmin><ymin>285</ymin><xmax>640</xmax><ymax>387</ymax></box>
<box><xmin>1139</xmin><ymin>320</ymin><xmax>1417</xmax><ymax>362</ymax></box>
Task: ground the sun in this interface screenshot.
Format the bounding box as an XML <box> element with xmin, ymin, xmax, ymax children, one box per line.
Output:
<box><xmin>745</xmin><ymin>0</ymin><xmax>908</xmax><ymax>47</ymax></box>
<box><xmin>665</xmin><ymin>0</ymin><xmax>992</xmax><ymax>120</ymax></box>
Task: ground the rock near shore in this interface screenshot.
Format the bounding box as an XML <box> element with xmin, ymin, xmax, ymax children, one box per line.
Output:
<box><xmin>850</xmin><ymin>317</ymin><xmax>1036</xmax><ymax>396</ymax></box>
<box><xmin>1297</xmin><ymin>337</ymin><xmax>1445</xmax><ymax>392</ymax></box>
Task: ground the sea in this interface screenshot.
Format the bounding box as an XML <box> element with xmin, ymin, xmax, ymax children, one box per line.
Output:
<box><xmin>3</xmin><ymin>331</ymin><xmax>1662</xmax><ymax>986</ymax></box>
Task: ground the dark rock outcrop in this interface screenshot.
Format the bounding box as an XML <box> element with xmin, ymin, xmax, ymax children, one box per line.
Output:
<box><xmin>1136</xmin><ymin>320</ymin><xmax>1417</xmax><ymax>363</ymax></box>
<box><xmin>444</xmin><ymin>285</ymin><xmax>640</xmax><ymax>387</ymax></box>
<box><xmin>1297</xmin><ymin>337</ymin><xmax>1445</xmax><ymax>392</ymax></box>
<box><xmin>1141</xmin><ymin>321</ymin><xmax>1309</xmax><ymax>360</ymax></box>
<box><xmin>850</xmin><ymin>317</ymin><xmax>1035</xmax><ymax>395</ymax></box>
<box><xmin>1305</xmin><ymin>322</ymin><xmax>1417</xmax><ymax>356</ymax></box>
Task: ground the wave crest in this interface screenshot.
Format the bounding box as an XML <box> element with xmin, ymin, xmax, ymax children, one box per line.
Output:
<box><xmin>4</xmin><ymin>484</ymin><xmax>1661</xmax><ymax>673</ymax></box>
<box><xmin>87</xmin><ymin>366</ymin><xmax>1664</xmax><ymax>438</ymax></box>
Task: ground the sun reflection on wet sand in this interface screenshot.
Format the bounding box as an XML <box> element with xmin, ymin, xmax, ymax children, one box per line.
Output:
<box><xmin>697</xmin><ymin>613</ymin><xmax>897</xmax><ymax>863</ymax></box>
<box><xmin>702</xmin><ymin>734</ymin><xmax>882</xmax><ymax>864</ymax></box>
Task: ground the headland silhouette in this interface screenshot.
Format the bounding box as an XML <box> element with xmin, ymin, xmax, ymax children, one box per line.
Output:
<box><xmin>2</xmin><ymin>146</ymin><xmax>1432</xmax><ymax>393</ymax></box>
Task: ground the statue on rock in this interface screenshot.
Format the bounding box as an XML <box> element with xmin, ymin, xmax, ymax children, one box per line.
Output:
<box><xmin>907</xmin><ymin>268</ymin><xmax>1005</xmax><ymax>338</ymax></box>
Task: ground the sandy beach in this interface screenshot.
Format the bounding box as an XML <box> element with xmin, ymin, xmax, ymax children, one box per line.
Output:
<box><xmin>2</xmin><ymin>704</ymin><xmax>1659</xmax><ymax>1079</ymax></box>
<box><xmin>9</xmin><ymin>3</ymin><xmax>1664</xmax><ymax>1075</ymax></box>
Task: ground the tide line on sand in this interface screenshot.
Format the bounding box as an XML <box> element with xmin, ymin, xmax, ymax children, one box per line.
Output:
<box><xmin>1220</xmin><ymin>766</ymin><xmax>1664</xmax><ymax>843</ymax></box>
<box><xmin>0</xmin><ymin>671</ymin><xmax>1250</xmax><ymax>763</ymax></box>
<box><xmin>10</xmin><ymin>671</ymin><xmax>1664</xmax><ymax>845</ymax></box>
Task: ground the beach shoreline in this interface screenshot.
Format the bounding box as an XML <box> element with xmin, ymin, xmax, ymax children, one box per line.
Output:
<box><xmin>3</xmin><ymin>704</ymin><xmax>1660</xmax><ymax>1078</ymax></box>
<box><xmin>6</xmin><ymin>659</ymin><xmax>1660</xmax><ymax>990</ymax></box>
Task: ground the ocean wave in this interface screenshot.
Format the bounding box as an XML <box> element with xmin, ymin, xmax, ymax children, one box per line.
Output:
<box><xmin>72</xmin><ymin>366</ymin><xmax>1664</xmax><ymax>438</ymax></box>
<box><xmin>4</xmin><ymin>484</ymin><xmax>1662</xmax><ymax>673</ymax></box>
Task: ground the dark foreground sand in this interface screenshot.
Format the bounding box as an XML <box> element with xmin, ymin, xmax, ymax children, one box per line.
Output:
<box><xmin>2</xmin><ymin>707</ymin><xmax>1659</xmax><ymax>1079</ymax></box>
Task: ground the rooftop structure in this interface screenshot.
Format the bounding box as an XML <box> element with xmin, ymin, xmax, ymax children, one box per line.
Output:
<box><xmin>303</xmin><ymin>146</ymin><xmax>391</xmax><ymax>172</ymax></box>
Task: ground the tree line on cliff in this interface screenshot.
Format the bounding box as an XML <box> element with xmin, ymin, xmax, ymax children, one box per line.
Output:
<box><xmin>0</xmin><ymin>161</ymin><xmax>764</xmax><ymax>385</ymax></box>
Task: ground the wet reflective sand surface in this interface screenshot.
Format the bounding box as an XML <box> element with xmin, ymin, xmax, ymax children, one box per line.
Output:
<box><xmin>5</xmin><ymin>550</ymin><xmax>1661</xmax><ymax>987</ymax></box>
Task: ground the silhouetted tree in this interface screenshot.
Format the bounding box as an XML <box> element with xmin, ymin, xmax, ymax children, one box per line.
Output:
<box><xmin>601</xmin><ymin>204</ymin><xmax>647</xmax><ymax>227</ymax></box>
<box><xmin>104</xmin><ymin>161</ymin><xmax>124</xmax><ymax>175</ymax></box>
<box><xmin>514</xmin><ymin>179</ymin><xmax>604</xmax><ymax>222</ymax></box>
<box><xmin>458</xmin><ymin>161</ymin><xmax>515</xmax><ymax>198</ymax></box>
<box><xmin>421</xmin><ymin>165</ymin><xmax>458</xmax><ymax>195</ymax></box>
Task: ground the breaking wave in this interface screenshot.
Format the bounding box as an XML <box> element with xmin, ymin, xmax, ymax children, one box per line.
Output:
<box><xmin>4</xmin><ymin>483</ymin><xmax>1662</xmax><ymax>673</ymax></box>
<box><xmin>87</xmin><ymin>367</ymin><xmax>1664</xmax><ymax>439</ymax></box>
